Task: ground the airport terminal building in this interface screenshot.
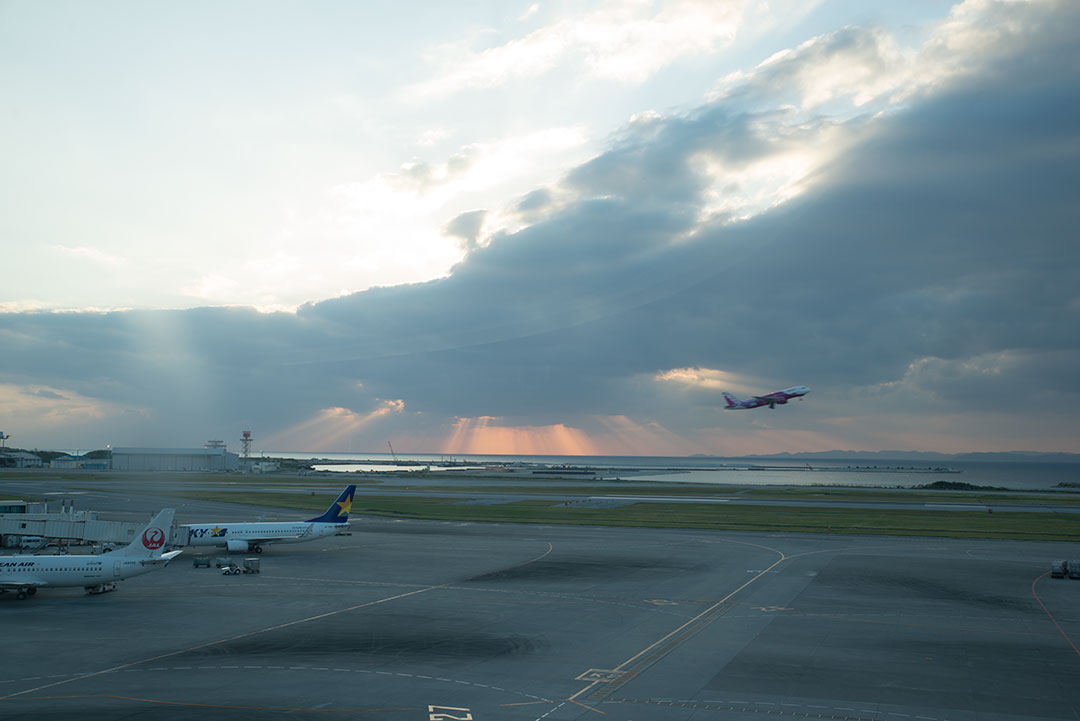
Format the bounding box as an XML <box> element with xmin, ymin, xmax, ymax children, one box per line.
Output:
<box><xmin>111</xmin><ymin>447</ymin><xmax>240</xmax><ymax>472</ymax></box>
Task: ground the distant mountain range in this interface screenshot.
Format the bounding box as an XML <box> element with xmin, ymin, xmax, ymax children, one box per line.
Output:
<box><xmin>699</xmin><ymin>450</ymin><xmax>1080</xmax><ymax>463</ymax></box>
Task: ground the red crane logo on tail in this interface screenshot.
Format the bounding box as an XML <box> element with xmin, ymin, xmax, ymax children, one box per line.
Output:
<box><xmin>142</xmin><ymin>527</ymin><xmax>165</xmax><ymax>550</ymax></box>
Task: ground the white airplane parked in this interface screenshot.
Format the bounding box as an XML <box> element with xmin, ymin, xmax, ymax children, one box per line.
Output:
<box><xmin>182</xmin><ymin>485</ymin><xmax>355</xmax><ymax>554</ymax></box>
<box><xmin>0</xmin><ymin>508</ymin><xmax>181</xmax><ymax>600</ymax></box>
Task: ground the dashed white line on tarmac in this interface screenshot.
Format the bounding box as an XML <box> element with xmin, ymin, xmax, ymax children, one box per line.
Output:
<box><xmin>533</xmin><ymin>700</ymin><xmax>567</xmax><ymax>720</ymax></box>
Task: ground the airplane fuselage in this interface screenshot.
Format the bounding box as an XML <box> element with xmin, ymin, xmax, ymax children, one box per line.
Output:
<box><xmin>0</xmin><ymin>554</ymin><xmax>162</xmax><ymax>588</ymax></box>
<box><xmin>183</xmin><ymin>521</ymin><xmax>346</xmax><ymax>549</ymax></box>
<box><xmin>724</xmin><ymin>386</ymin><xmax>811</xmax><ymax>410</ymax></box>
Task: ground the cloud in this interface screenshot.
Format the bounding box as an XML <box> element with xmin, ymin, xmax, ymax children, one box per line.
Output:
<box><xmin>2</xmin><ymin>0</ymin><xmax>1078</xmax><ymax>454</ymax></box>
<box><xmin>654</xmin><ymin>367</ymin><xmax>764</xmax><ymax>396</ymax></box>
<box><xmin>711</xmin><ymin>25</ymin><xmax>908</xmax><ymax>112</ymax></box>
<box><xmin>443</xmin><ymin>210</ymin><xmax>488</xmax><ymax>252</ymax></box>
<box><xmin>405</xmin><ymin>0</ymin><xmax>747</xmax><ymax>99</ymax></box>
<box><xmin>168</xmin><ymin>126</ymin><xmax>589</xmax><ymax>311</ymax></box>
<box><xmin>414</xmin><ymin>128</ymin><xmax>451</xmax><ymax>147</ymax></box>
<box><xmin>712</xmin><ymin>0</ymin><xmax>1059</xmax><ymax>116</ymax></box>
<box><xmin>0</xmin><ymin>383</ymin><xmax>145</xmax><ymax>436</ymax></box>
<box><xmin>867</xmin><ymin>350</ymin><xmax>1080</xmax><ymax>411</ymax></box>
<box><xmin>30</xmin><ymin>389</ymin><xmax>67</xmax><ymax>400</ymax></box>
<box><xmin>263</xmin><ymin>400</ymin><xmax>406</xmax><ymax>451</ymax></box>
<box><xmin>51</xmin><ymin>245</ymin><xmax>127</xmax><ymax>268</ymax></box>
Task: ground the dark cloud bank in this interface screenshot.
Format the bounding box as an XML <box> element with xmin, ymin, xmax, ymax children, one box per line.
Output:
<box><xmin>2</xmin><ymin>2</ymin><xmax>1078</xmax><ymax>450</ymax></box>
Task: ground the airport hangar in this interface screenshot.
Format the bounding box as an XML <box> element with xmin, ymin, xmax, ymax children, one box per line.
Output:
<box><xmin>110</xmin><ymin>446</ymin><xmax>240</xmax><ymax>472</ymax></box>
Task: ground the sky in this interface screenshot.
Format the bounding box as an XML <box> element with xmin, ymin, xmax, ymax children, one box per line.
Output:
<box><xmin>1</xmin><ymin>0</ymin><xmax>1078</xmax><ymax>456</ymax></box>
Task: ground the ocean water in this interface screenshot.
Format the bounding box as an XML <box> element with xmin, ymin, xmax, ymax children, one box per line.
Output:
<box><xmin>271</xmin><ymin>452</ymin><xmax>1080</xmax><ymax>491</ymax></box>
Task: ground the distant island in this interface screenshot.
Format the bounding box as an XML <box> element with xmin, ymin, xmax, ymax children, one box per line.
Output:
<box><xmin>690</xmin><ymin>450</ymin><xmax>1080</xmax><ymax>463</ymax></box>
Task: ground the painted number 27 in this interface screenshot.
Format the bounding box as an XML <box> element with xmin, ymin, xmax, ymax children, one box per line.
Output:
<box><xmin>428</xmin><ymin>706</ymin><xmax>472</xmax><ymax>721</ymax></box>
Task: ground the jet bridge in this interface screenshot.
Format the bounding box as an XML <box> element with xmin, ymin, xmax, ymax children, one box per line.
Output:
<box><xmin>0</xmin><ymin>516</ymin><xmax>143</xmax><ymax>547</ymax></box>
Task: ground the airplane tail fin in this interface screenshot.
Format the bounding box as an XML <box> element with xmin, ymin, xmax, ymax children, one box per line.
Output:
<box><xmin>722</xmin><ymin>392</ymin><xmax>739</xmax><ymax>408</ymax></box>
<box><xmin>306</xmin><ymin>485</ymin><xmax>356</xmax><ymax>523</ymax></box>
<box><xmin>117</xmin><ymin>508</ymin><xmax>176</xmax><ymax>559</ymax></box>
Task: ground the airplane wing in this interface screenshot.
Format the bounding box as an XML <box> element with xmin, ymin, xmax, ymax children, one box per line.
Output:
<box><xmin>229</xmin><ymin>535</ymin><xmax>304</xmax><ymax>548</ymax></box>
<box><xmin>251</xmin><ymin>535</ymin><xmax>303</xmax><ymax>544</ymax></box>
<box><xmin>0</xmin><ymin>580</ymin><xmax>46</xmax><ymax>589</ymax></box>
<box><xmin>138</xmin><ymin>549</ymin><xmax>183</xmax><ymax>566</ymax></box>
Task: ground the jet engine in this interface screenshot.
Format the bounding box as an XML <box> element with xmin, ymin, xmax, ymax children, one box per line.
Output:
<box><xmin>226</xmin><ymin>539</ymin><xmax>249</xmax><ymax>553</ymax></box>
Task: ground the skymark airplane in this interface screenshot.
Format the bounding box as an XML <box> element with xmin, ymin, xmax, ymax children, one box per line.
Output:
<box><xmin>723</xmin><ymin>386</ymin><xmax>811</xmax><ymax>410</ymax></box>
<box><xmin>0</xmin><ymin>508</ymin><xmax>181</xmax><ymax>600</ymax></box>
<box><xmin>182</xmin><ymin>485</ymin><xmax>355</xmax><ymax>554</ymax></box>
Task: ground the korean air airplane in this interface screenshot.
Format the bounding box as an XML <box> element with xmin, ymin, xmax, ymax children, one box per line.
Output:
<box><xmin>0</xmin><ymin>508</ymin><xmax>181</xmax><ymax>600</ymax></box>
<box><xmin>182</xmin><ymin>485</ymin><xmax>355</xmax><ymax>554</ymax></box>
<box><xmin>723</xmin><ymin>386</ymin><xmax>811</xmax><ymax>410</ymax></box>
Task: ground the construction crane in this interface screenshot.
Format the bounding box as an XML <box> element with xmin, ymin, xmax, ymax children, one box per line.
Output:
<box><xmin>387</xmin><ymin>441</ymin><xmax>398</xmax><ymax>464</ymax></box>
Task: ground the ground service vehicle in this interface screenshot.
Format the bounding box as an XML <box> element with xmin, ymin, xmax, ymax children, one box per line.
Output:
<box><xmin>222</xmin><ymin>558</ymin><xmax>260</xmax><ymax>575</ymax></box>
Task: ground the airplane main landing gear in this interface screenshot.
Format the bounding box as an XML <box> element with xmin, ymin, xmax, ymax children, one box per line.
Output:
<box><xmin>252</xmin><ymin>545</ymin><xmax>263</xmax><ymax>554</ymax></box>
<box><xmin>85</xmin><ymin>582</ymin><xmax>118</xmax><ymax>595</ymax></box>
<box><xmin>16</xmin><ymin>590</ymin><xmax>28</xmax><ymax>600</ymax></box>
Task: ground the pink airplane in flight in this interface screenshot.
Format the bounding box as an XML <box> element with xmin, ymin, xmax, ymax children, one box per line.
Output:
<box><xmin>723</xmin><ymin>386</ymin><xmax>811</xmax><ymax>410</ymax></box>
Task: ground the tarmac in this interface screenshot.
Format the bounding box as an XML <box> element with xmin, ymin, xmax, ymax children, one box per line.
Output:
<box><xmin>1</xmin><ymin>481</ymin><xmax>1079</xmax><ymax>720</ymax></box>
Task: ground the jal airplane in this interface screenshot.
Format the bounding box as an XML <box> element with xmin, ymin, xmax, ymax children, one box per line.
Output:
<box><xmin>723</xmin><ymin>386</ymin><xmax>811</xmax><ymax>410</ymax></box>
<box><xmin>182</xmin><ymin>485</ymin><xmax>355</xmax><ymax>554</ymax></box>
<box><xmin>0</xmin><ymin>508</ymin><xmax>181</xmax><ymax>600</ymax></box>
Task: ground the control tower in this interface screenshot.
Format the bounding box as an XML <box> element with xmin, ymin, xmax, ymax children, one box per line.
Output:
<box><xmin>240</xmin><ymin>431</ymin><xmax>253</xmax><ymax>460</ymax></box>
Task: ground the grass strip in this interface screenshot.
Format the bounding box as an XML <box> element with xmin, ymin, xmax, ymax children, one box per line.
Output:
<box><xmin>174</xmin><ymin>491</ymin><xmax>1080</xmax><ymax>541</ymax></box>
<box><xmin>5</xmin><ymin>471</ymin><xmax>1076</xmax><ymax>505</ymax></box>
<box><xmin>401</xmin><ymin>484</ymin><xmax>1080</xmax><ymax>505</ymax></box>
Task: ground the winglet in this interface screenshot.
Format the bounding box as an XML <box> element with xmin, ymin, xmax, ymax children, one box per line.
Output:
<box><xmin>306</xmin><ymin>485</ymin><xmax>356</xmax><ymax>523</ymax></box>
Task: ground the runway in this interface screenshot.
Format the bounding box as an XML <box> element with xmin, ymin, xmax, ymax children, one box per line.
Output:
<box><xmin>1</xmin><ymin>484</ymin><xmax>1079</xmax><ymax>720</ymax></box>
